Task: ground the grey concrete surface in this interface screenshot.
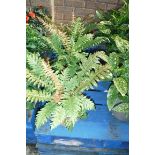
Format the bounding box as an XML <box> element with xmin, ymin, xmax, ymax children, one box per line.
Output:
<box><xmin>26</xmin><ymin>145</ymin><xmax>39</xmax><ymax>155</ymax></box>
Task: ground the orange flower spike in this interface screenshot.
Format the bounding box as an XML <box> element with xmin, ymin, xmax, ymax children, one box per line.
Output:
<box><xmin>28</xmin><ymin>11</ymin><xmax>36</xmax><ymax>19</ymax></box>
<box><xmin>26</xmin><ymin>16</ymin><xmax>29</xmax><ymax>23</ymax></box>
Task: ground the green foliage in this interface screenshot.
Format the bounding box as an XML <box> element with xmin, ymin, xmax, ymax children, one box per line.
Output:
<box><xmin>112</xmin><ymin>102</ymin><xmax>129</xmax><ymax>113</ymax></box>
<box><xmin>26</xmin><ymin>7</ymin><xmax>55</xmax><ymax>61</ymax></box>
<box><xmin>36</xmin><ymin>102</ymin><xmax>56</xmax><ymax>128</ymax></box>
<box><xmin>105</xmin><ymin>36</ymin><xmax>129</xmax><ymax>114</ymax></box>
<box><xmin>70</xmin><ymin>17</ymin><xmax>85</xmax><ymax>42</ymax></box>
<box><xmin>96</xmin><ymin>0</ymin><xmax>129</xmax><ymax>39</ymax></box>
<box><xmin>114</xmin><ymin>36</ymin><xmax>129</xmax><ymax>53</ymax></box>
<box><xmin>85</xmin><ymin>0</ymin><xmax>129</xmax><ymax>54</ymax></box>
<box><xmin>27</xmin><ymin>52</ymin><xmax>109</xmax><ymax>130</ymax></box>
<box><xmin>26</xmin><ymin>25</ymin><xmax>52</xmax><ymax>53</ymax></box>
<box><xmin>113</xmin><ymin>77</ymin><xmax>128</xmax><ymax>96</ymax></box>
<box><xmin>26</xmin><ymin>101</ymin><xmax>35</xmax><ymax>110</ymax></box>
<box><xmin>84</xmin><ymin>0</ymin><xmax>129</xmax><ymax>115</ymax></box>
<box><xmin>107</xmin><ymin>85</ymin><xmax>118</xmax><ymax>111</ymax></box>
<box><xmin>37</xmin><ymin>17</ymin><xmax>108</xmax><ymax>73</ymax></box>
<box><xmin>26</xmin><ymin>18</ymin><xmax>111</xmax><ymax>130</ymax></box>
<box><xmin>27</xmin><ymin>89</ymin><xmax>51</xmax><ymax>103</ymax></box>
<box><xmin>26</xmin><ymin>6</ymin><xmax>50</xmax><ymax>35</ymax></box>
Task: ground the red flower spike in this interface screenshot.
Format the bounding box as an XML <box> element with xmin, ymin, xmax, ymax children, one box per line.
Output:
<box><xmin>26</xmin><ymin>16</ymin><xmax>29</xmax><ymax>23</ymax></box>
<box><xmin>28</xmin><ymin>11</ymin><xmax>36</xmax><ymax>19</ymax></box>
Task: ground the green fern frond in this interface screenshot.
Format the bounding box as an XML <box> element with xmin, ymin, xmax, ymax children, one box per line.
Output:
<box><xmin>37</xmin><ymin>16</ymin><xmax>71</xmax><ymax>51</ymax></box>
<box><xmin>50</xmin><ymin>106</ymin><xmax>66</xmax><ymax>129</ymax></box>
<box><xmin>41</xmin><ymin>60</ymin><xmax>63</xmax><ymax>91</ymax></box>
<box><xmin>35</xmin><ymin>102</ymin><xmax>56</xmax><ymax>128</ymax></box>
<box><xmin>80</xmin><ymin>52</ymin><xmax>100</xmax><ymax>72</ymax></box>
<box><xmin>60</xmin><ymin>96</ymin><xmax>81</xmax><ymax>129</ymax></box>
<box><xmin>26</xmin><ymin>52</ymin><xmax>45</xmax><ymax>77</ymax></box>
<box><xmin>26</xmin><ymin>69</ymin><xmax>47</xmax><ymax>88</ymax></box>
<box><xmin>27</xmin><ymin>52</ymin><xmax>40</xmax><ymax>69</ymax></box>
<box><xmin>60</xmin><ymin>68</ymin><xmax>71</xmax><ymax>82</ymax></box>
<box><xmin>65</xmin><ymin>76</ymin><xmax>79</xmax><ymax>92</ymax></box>
<box><xmin>41</xmin><ymin>60</ymin><xmax>64</xmax><ymax>103</ymax></box>
<box><xmin>78</xmin><ymin>51</ymin><xmax>109</xmax><ymax>79</ymax></box>
<box><xmin>79</xmin><ymin>95</ymin><xmax>95</xmax><ymax>111</ymax></box>
<box><xmin>73</xmin><ymin>34</ymin><xmax>93</xmax><ymax>52</ymax></box>
<box><xmin>75</xmin><ymin>65</ymin><xmax>110</xmax><ymax>93</ymax></box>
<box><xmin>73</xmin><ymin>34</ymin><xmax>106</xmax><ymax>52</ymax></box>
<box><xmin>94</xmin><ymin>51</ymin><xmax>110</xmax><ymax>63</ymax></box>
<box><xmin>73</xmin><ymin>52</ymin><xmax>88</xmax><ymax>61</ymax></box>
<box><xmin>43</xmin><ymin>34</ymin><xmax>66</xmax><ymax>56</ymax></box>
<box><xmin>26</xmin><ymin>89</ymin><xmax>51</xmax><ymax>103</ymax></box>
<box><xmin>36</xmin><ymin>102</ymin><xmax>56</xmax><ymax>128</ymax></box>
<box><xmin>27</xmin><ymin>52</ymin><xmax>56</xmax><ymax>93</ymax></box>
<box><xmin>59</xmin><ymin>69</ymin><xmax>79</xmax><ymax>92</ymax></box>
<box><xmin>62</xmin><ymin>96</ymin><xmax>81</xmax><ymax>116</ymax></box>
<box><xmin>70</xmin><ymin>17</ymin><xmax>85</xmax><ymax>43</ymax></box>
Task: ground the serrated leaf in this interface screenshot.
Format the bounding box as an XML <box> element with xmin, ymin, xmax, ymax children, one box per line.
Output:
<box><xmin>36</xmin><ymin>102</ymin><xmax>56</xmax><ymax>128</ymax></box>
<box><xmin>50</xmin><ymin>106</ymin><xmax>66</xmax><ymax>130</ymax></box>
<box><xmin>113</xmin><ymin>77</ymin><xmax>128</xmax><ymax>96</ymax></box>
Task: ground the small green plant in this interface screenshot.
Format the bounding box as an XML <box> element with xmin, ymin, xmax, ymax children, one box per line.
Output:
<box><xmin>26</xmin><ymin>25</ymin><xmax>52</xmax><ymax>53</ymax></box>
<box><xmin>26</xmin><ymin>17</ymin><xmax>111</xmax><ymax>130</ymax></box>
<box><xmin>84</xmin><ymin>0</ymin><xmax>129</xmax><ymax>115</ymax></box>
<box><xmin>85</xmin><ymin>0</ymin><xmax>128</xmax><ymax>54</ymax></box>
<box><xmin>96</xmin><ymin>0</ymin><xmax>129</xmax><ymax>38</ymax></box>
<box><xmin>101</xmin><ymin>36</ymin><xmax>129</xmax><ymax>116</ymax></box>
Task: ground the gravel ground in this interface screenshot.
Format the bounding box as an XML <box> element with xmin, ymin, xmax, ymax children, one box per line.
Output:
<box><xmin>26</xmin><ymin>145</ymin><xmax>39</xmax><ymax>155</ymax></box>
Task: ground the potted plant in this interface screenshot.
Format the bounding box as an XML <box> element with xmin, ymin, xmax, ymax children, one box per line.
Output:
<box><xmin>85</xmin><ymin>0</ymin><xmax>128</xmax><ymax>53</ymax></box>
<box><xmin>26</xmin><ymin>17</ymin><xmax>112</xmax><ymax>130</ymax></box>
<box><xmin>100</xmin><ymin>36</ymin><xmax>129</xmax><ymax>121</ymax></box>
<box><xmin>85</xmin><ymin>0</ymin><xmax>129</xmax><ymax>121</ymax></box>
